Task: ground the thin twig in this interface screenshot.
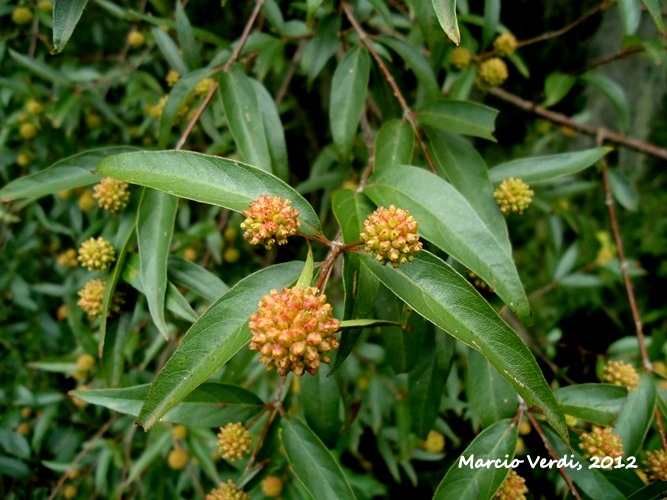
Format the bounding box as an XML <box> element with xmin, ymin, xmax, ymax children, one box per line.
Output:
<box><xmin>276</xmin><ymin>38</ymin><xmax>307</xmax><ymax>105</ymax></box>
<box><xmin>341</xmin><ymin>1</ymin><xmax>437</xmax><ymax>173</ymax></box>
<box><xmin>489</xmin><ymin>87</ymin><xmax>667</xmax><ymax>161</ymax></box>
<box><xmin>49</xmin><ymin>414</ymin><xmax>120</xmax><ymax>500</ymax></box>
<box><xmin>655</xmin><ymin>408</ymin><xmax>667</xmax><ymax>451</ymax></box>
<box><xmin>597</xmin><ymin>133</ymin><xmax>651</xmax><ymax>371</ymax></box>
<box><xmin>572</xmin><ymin>46</ymin><xmax>645</xmax><ymax>75</ymax></box>
<box><xmin>175</xmin><ymin>0</ymin><xmax>265</xmax><ymax>150</ymax></box>
<box><xmin>526</xmin><ymin>412</ymin><xmax>582</xmax><ymax>500</ymax></box>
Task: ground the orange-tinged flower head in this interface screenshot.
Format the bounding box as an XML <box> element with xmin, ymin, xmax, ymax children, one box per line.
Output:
<box><xmin>360</xmin><ymin>205</ymin><xmax>422</xmax><ymax>268</ymax></box>
<box><xmin>249</xmin><ymin>286</ymin><xmax>340</xmax><ymax>376</ymax></box>
<box><xmin>644</xmin><ymin>449</ymin><xmax>667</xmax><ymax>482</ymax></box>
<box><xmin>601</xmin><ymin>359</ymin><xmax>640</xmax><ymax>391</ymax></box>
<box><xmin>494</xmin><ymin>470</ymin><xmax>528</xmax><ymax>500</ymax></box>
<box><xmin>241</xmin><ymin>195</ymin><xmax>300</xmax><ymax>250</ymax></box>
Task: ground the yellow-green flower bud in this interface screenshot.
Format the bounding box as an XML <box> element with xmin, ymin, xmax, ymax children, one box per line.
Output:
<box><xmin>579</xmin><ymin>426</ymin><xmax>623</xmax><ymax>468</ymax></box>
<box><xmin>450</xmin><ymin>47</ymin><xmax>472</xmax><ymax>69</ymax></box>
<box><xmin>128</xmin><ymin>31</ymin><xmax>144</xmax><ymax>48</ymax></box>
<box><xmin>493</xmin><ymin>178</ymin><xmax>534</xmax><ymax>215</ymax></box>
<box><xmin>493</xmin><ymin>33</ymin><xmax>518</xmax><ymax>57</ymax></box>
<box><xmin>216</xmin><ymin>422</ymin><xmax>253</xmax><ymax>461</ymax></box>
<box><xmin>421</xmin><ymin>430</ymin><xmax>445</xmax><ymax>453</ymax></box>
<box><xmin>601</xmin><ymin>359</ymin><xmax>639</xmax><ymax>391</ymax></box>
<box><xmin>57</xmin><ymin>249</ymin><xmax>79</xmax><ymax>268</ymax></box>
<box><xmin>167</xmin><ymin>448</ymin><xmax>189</xmax><ymax>470</ymax></box>
<box><xmin>78</xmin><ymin>236</ymin><xmax>116</xmax><ymax>271</ymax></box>
<box><xmin>12</xmin><ymin>7</ymin><xmax>33</xmax><ymax>25</ymax></box>
<box><xmin>261</xmin><ymin>476</ymin><xmax>283</xmax><ymax>497</ymax></box>
<box><xmin>19</xmin><ymin>122</ymin><xmax>38</xmax><ymax>140</ymax></box>
<box><xmin>206</xmin><ymin>480</ymin><xmax>250</xmax><ymax>500</ymax></box>
<box><xmin>93</xmin><ymin>177</ymin><xmax>131</xmax><ymax>213</ymax></box>
<box><xmin>643</xmin><ymin>449</ymin><xmax>667</xmax><ymax>482</ymax></box>
<box><xmin>494</xmin><ymin>470</ymin><xmax>528</xmax><ymax>500</ymax></box>
<box><xmin>77</xmin><ymin>278</ymin><xmax>123</xmax><ymax>319</ymax></box>
<box><xmin>477</xmin><ymin>57</ymin><xmax>509</xmax><ymax>89</ymax></box>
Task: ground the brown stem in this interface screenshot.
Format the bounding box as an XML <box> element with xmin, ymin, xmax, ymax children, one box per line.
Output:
<box><xmin>276</xmin><ymin>38</ymin><xmax>307</xmax><ymax>105</ymax></box>
<box><xmin>572</xmin><ymin>46</ymin><xmax>646</xmax><ymax>75</ymax></box>
<box><xmin>526</xmin><ymin>412</ymin><xmax>581</xmax><ymax>500</ymax></box>
<box><xmin>341</xmin><ymin>1</ymin><xmax>437</xmax><ymax>173</ymax></box>
<box><xmin>597</xmin><ymin>134</ymin><xmax>651</xmax><ymax>371</ymax></box>
<box><xmin>489</xmin><ymin>87</ymin><xmax>667</xmax><ymax>161</ymax></box>
<box><xmin>49</xmin><ymin>414</ymin><xmax>120</xmax><ymax>500</ymax></box>
<box><xmin>655</xmin><ymin>407</ymin><xmax>667</xmax><ymax>451</ymax></box>
<box><xmin>175</xmin><ymin>0</ymin><xmax>265</xmax><ymax>150</ymax></box>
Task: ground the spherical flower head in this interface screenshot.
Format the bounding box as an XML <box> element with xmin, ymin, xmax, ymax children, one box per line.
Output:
<box><xmin>77</xmin><ymin>278</ymin><xmax>124</xmax><ymax>319</ymax></box>
<box><xmin>172</xmin><ymin>425</ymin><xmax>188</xmax><ymax>440</ymax></box>
<box><xmin>217</xmin><ymin>422</ymin><xmax>253</xmax><ymax>461</ymax></box>
<box><xmin>78</xmin><ymin>236</ymin><xmax>116</xmax><ymax>271</ymax></box>
<box><xmin>494</xmin><ymin>178</ymin><xmax>534</xmax><ymax>215</ymax></box>
<box><xmin>494</xmin><ymin>470</ymin><xmax>528</xmax><ymax>500</ymax></box>
<box><xmin>450</xmin><ymin>47</ymin><xmax>472</xmax><ymax>69</ymax></box>
<box><xmin>167</xmin><ymin>448</ymin><xmax>189</xmax><ymax>470</ymax></box>
<box><xmin>195</xmin><ymin>77</ymin><xmax>216</xmax><ymax>95</ymax></box>
<box><xmin>494</xmin><ymin>33</ymin><xmax>518</xmax><ymax>57</ymax></box>
<box><xmin>26</xmin><ymin>100</ymin><xmax>43</xmax><ymax>115</ymax></box>
<box><xmin>63</xmin><ymin>485</ymin><xmax>77</xmax><ymax>500</ymax></box>
<box><xmin>76</xmin><ymin>354</ymin><xmax>96</xmax><ymax>372</ymax></box>
<box><xmin>166</xmin><ymin>69</ymin><xmax>181</xmax><ymax>87</ymax></box>
<box><xmin>601</xmin><ymin>359</ymin><xmax>639</xmax><ymax>391</ymax></box>
<box><xmin>38</xmin><ymin>1</ymin><xmax>53</xmax><ymax>12</ymax></box>
<box><xmin>241</xmin><ymin>195</ymin><xmax>300</xmax><ymax>250</ymax></box>
<box><xmin>249</xmin><ymin>286</ymin><xmax>340</xmax><ymax>376</ymax></box>
<box><xmin>79</xmin><ymin>190</ymin><xmax>96</xmax><ymax>212</ymax></box>
<box><xmin>128</xmin><ymin>31</ymin><xmax>145</xmax><ymax>48</ymax></box>
<box><xmin>421</xmin><ymin>430</ymin><xmax>445</xmax><ymax>453</ymax></box>
<box><xmin>12</xmin><ymin>7</ymin><xmax>33</xmax><ymax>25</ymax></box>
<box><xmin>360</xmin><ymin>205</ymin><xmax>423</xmax><ymax>268</ymax></box>
<box><xmin>579</xmin><ymin>426</ymin><xmax>623</xmax><ymax>467</ymax></box>
<box><xmin>85</xmin><ymin>113</ymin><xmax>102</xmax><ymax>129</ymax></box>
<box><xmin>643</xmin><ymin>449</ymin><xmax>667</xmax><ymax>482</ymax></box>
<box><xmin>261</xmin><ymin>476</ymin><xmax>283</xmax><ymax>497</ymax></box>
<box><xmin>477</xmin><ymin>57</ymin><xmax>509</xmax><ymax>89</ymax></box>
<box><xmin>17</xmin><ymin>152</ymin><xmax>32</xmax><ymax>167</ymax></box>
<box><xmin>57</xmin><ymin>249</ymin><xmax>79</xmax><ymax>268</ymax></box>
<box><xmin>206</xmin><ymin>480</ymin><xmax>250</xmax><ymax>500</ymax></box>
<box><xmin>93</xmin><ymin>177</ymin><xmax>131</xmax><ymax>213</ymax></box>
<box><xmin>19</xmin><ymin>122</ymin><xmax>38</xmax><ymax>140</ymax></box>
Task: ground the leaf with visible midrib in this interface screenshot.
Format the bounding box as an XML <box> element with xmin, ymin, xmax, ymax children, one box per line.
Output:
<box><xmin>97</xmin><ymin>150</ymin><xmax>322</xmax><ymax>237</ymax></box>
<box><xmin>431</xmin><ymin>0</ymin><xmax>460</xmax><ymax>45</ymax></box>
<box><xmin>360</xmin><ymin>251</ymin><xmax>567</xmax><ymax>442</ymax></box>
<box><xmin>52</xmin><ymin>0</ymin><xmax>90</xmax><ymax>54</ymax></box>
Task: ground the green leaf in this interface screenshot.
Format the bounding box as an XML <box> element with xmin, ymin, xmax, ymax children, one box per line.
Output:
<box><xmin>374</xmin><ymin>119</ymin><xmax>414</xmax><ymax>171</ymax></box>
<box><xmin>482</xmin><ymin>0</ymin><xmax>500</xmax><ymax>48</ymax></box>
<box><xmin>339</xmin><ymin>319</ymin><xmax>399</xmax><ymax>329</ymax></box>
<box><xmin>489</xmin><ymin>147</ymin><xmax>610</xmax><ymax>184</ymax></box>
<box><xmin>8</xmin><ymin>50</ymin><xmax>71</xmax><ymax>85</ymax></box>
<box><xmin>613</xmin><ymin>373</ymin><xmax>656</xmax><ymax>456</ymax></box>
<box><xmin>618</xmin><ymin>0</ymin><xmax>641</xmax><ymax>34</ymax></box>
<box><xmin>281</xmin><ymin>418</ymin><xmax>357</xmax><ymax>500</ymax></box>
<box><xmin>175</xmin><ymin>2</ymin><xmax>200</xmax><ymax>70</ymax></box>
<box><xmin>330</xmin><ymin>46</ymin><xmax>370</xmax><ymax>161</ymax></box>
<box><xmin>376</xmin><ymin>35</ymin><xmax>440</xmax><ymax>100</ymax></box>
<box><xmin>167</xmin><ymin>257</ymin><xmax>229</xmax><ymax>302</ymax></box>
<box><xmin>425</xmin><ymin>130</ymin><xmax>510</xmax><ymax>254</ymax></box>
<box><xmin>360</xmin><ymin>251</ymin><xmax>567</xmax><ymax>442</ymax></box>
<box><xmin>102</xmin><ymin>312</ymin><xmax>132</xmax><ymax>388</ymax></box>
<box><xmin>414</xmin><ymin>0</ymin><xmax>447</xmax><ymax>59</ymax></box>
<box><xmin>137</xmin><ymin>189</ymin><xmax>178</xmax><ymax>339</ymax></box>
<box><xmin>219</xmin><ymin>67</ymin><xmax>272</xmax><ymax>173</ymax></box>
<box><xmin>52</xmin><ymin>0</ymin><xmax>90</xmax><ymax>54</ymax></box>
<box><xmin>300</xmin><ymin>14</ymin><xmax>341</xmax><ymax>86</ymax></box>
<box><xmin>73</xmin><ymin>383</ymin><xmax>265</xmax><ymax>427</ymax></box>
<box><xmin>0</xmin><ymin>147</ymin><xmax>135</xmax><ymax>202</ymax></box>
<box><xmin>431</xmin><ymin>0</ymin><xmax>460</xmax><ymax>45</ymax></box>
<box><xmin>417</xmin><ymin>100</ymin><xmax>498</xmax><ymax>141</ymax></box>
<box><xmin>152</xmin><ymin>27</ymin><xmax>188</xmax><ymax>74</ymax></box>
<box><xmin>608</xmin><ymin>168</ymin><xmax>639</xmax><ymax>211</ymax></box>
<box><xmin>641</xmin><ymin>0</ymin><xmax>665</xmax><ymax>34</ymax></box>
<box><xmin>581</xmin><ymin>72</ymin><xmax>631</xmax><ymax>133</ymax></box>
<box><xmin>296</xmin><ymin>244</ymin><xmax>314</xmax><ymax>289</ymax></box>
<box><xmin>250</xmin><ymin>78</ymin><xmax>289</xmax><ymax>182</ymax></box>
<box><xmin>625</xmin><ymin>480</ymin><xmax>667</xmax><ymax>500</ymax></box>
<box><xmin>434</xmin><ymin>419</ymin><xmax>517</xmax><ymax>499</ymax></box>
<box><xmin>96</xmin><ymin>150</ymin><xmax>322</xmax><ymax>237</ymax></box>
<box><xmin>544</xmin><ymin>427</ymin><xmax>625</xmax><ymax>500</ymax></box>
<box><xmin>364</xmin><ymin>165</ymin><xmax>530</xmax><ymax>322</ymax></box>
<box><xmin>300</xmin><ymin>370</ymin><xmax>342</xmax><ymax>448</ymax></box>
<box><xmin>136</xmin><ymin>262</ymin><xmax>302</xmax><ymax>430</ymax></box>
<box><xmin>467</xmin><ymin>349</ymin><xmax>517</xmax><ymax>429</ymax></box>
<box><xmin>554</xmin><ymin>383</ymin><xmax>627</xmax><ymax>426</ymax></box>
<box><xmin>408</xmin><ymin>324</ymin><xmax>446</xmax><ymax>438</ymax></box>
<box><xmin>542</xmin><ymin>72</ymin><xmax>577</xmax><ymax>108</ymax></box>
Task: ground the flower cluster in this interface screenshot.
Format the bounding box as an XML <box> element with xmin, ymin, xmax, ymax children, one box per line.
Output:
<box><xmin>241</xmin><ymin>195</ymin><xmax>300</xmax><ymax>250</ymax></box>
<box><xmin>601</xmin><ymin>359</ymin><xmax>640</xmax><ymax>391</ymax></box>
<box><xmin>421</xmin><ymin>430</ymin><xmax>445</xmax><ymax>453</ymax></box>
<box><xmin>12</xmin><ymin>7</ymin><xmax>33</xmax><ymax>25</ymax></box>
<box><xmin>494</xmin><ymin>33</ymin><xmax>518</xmax><ymax>57</ymax></box>
<box><xmin>450</xmin><ymin>47</ymin><xmax>472</xmax><ymax>69</ymax></box>
<box><xmin>643</xmin><ymin>449</ymin><xmax>667</xmax><ymax>482</ymax></box>
<box><xmin>78</xmin><ymin>237</ymin><xmax>116</xmax><ymax>271</ymax></box>
<box><xmin>360</xmin><ymin>205</ymin><xmax>422</xmax><ymax>268</ymax></box>
<box><xmin>579</xmin><ymin>426</ymin><xmax>624</xmax><ymax>467</ymax></box>
<box><xmin>77</xmin><ymin>278</ymin><xmax>124</xmax><ymax>319</ymax></box>
<box><xmin>167</xmin><ymin>448</ymin><xmax>189</xmax><ymax>470</ymax></box>
<box><xmin>493</xmin><ymin>178</ymin><xmax>534</xmax><ymax>214</ymax></box>
<box><xmin>216</xmin><ymin>422</ymin><xmax>253</xmax><ymax>461</ymax></box>
<box><xmin>206</xmin><ymin>480</ymin><xmax>249</xmax><ymax>500</ymax></box>
<box><xmin>249</xmin><ymin>286</ymin><xmax>340</xmax><ymax>376</ymax></box>
<box><xmin>494</xmin><ymin>470</ymin><xmax>528</xmax><ymax>500</ymax></box>
<box><xmin>93</xmin><ymin>177</ymin><xmax>131</xmax><ymax>213</ymax></box>
<box><xmin>477</xmin><ymin>57</ymin><xmax>509</xmax><ymax>89</ymax></box>
<box><xmin>57</xmin><ymin>249</ymin><xmax>79</xmax><ymax>268</ymax></box>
